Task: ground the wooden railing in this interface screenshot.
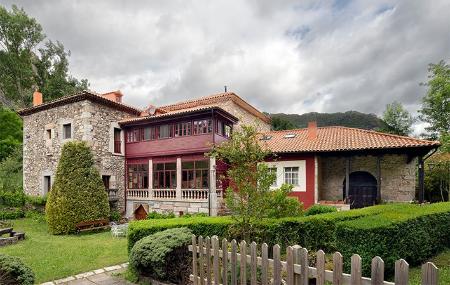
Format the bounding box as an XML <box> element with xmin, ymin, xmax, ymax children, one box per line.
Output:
<box><xmin>153</xmin><ymin>189</ymin><xmax>176</xmax><ymax>199</ymax></box>
<box><xmin>127</xmin><ymin>189</ymin><xmax>149</xmax><ymax>199</ymax></box>
<box><xmin>182</xmin><ymin>189</ymin><xmax>209</xmax><ymax>200</ymax></box>
<box><xmin>189</xmin><ymin>235</ymin><xmax>439</xmax><ymax>285</ymax></box>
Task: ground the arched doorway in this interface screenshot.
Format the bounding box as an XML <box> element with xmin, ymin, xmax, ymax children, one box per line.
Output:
<box><xmin>343</xmin><ymin>171</ymin><xmax>378</xmax><ymax>209</ymax></box>
<box><xmin>134</xmin><ymin>205</ymin><xmax>148</xmax><ymax>220</ymax></box>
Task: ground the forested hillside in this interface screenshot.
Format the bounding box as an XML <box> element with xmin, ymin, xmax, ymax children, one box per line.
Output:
<box><xmin>268</xmin><ymin>111</ymin><xmax>387</xmax><ymax>130</ymax></box>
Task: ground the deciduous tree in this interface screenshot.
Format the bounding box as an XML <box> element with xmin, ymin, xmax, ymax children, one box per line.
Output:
<box><xmin>380</xmin><ymin>101</ymin><xmax>414</xmax><ymax>136</ymax></box>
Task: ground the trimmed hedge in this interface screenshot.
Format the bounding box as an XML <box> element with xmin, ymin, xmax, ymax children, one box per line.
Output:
<box><xmin>46</xmin><ymin>141</ymin><xmax>110</xmax><ymax>234</ymax></box>
<box><xmin>130</xmin><ymin>227</ymin><xmax>193</xmax><ymax>283</ymax></box>
<box><xmin>336</xmin><ymin>202</ymin><xmax>450</xmax><ymax>276</ymax></box>
<box><xmin>304</xmin><ymin>204</ymin><xmax>337</xmax><ymax>216</ymax></box>
<box><xmin>0</xmin><ymin>208</ymin><xmax>25</xmax><ymax>220</ymax></box>
<box><xmin>128</xmin><ymin>216</ymin><xmax>233</xmax><ymax>251</ymax></box>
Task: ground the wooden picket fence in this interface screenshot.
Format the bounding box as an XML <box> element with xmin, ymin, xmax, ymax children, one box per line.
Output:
<box><xmin>189</xmin><ymin>235</ymin><xmax>439</xmax><ymax>285</ymax></box>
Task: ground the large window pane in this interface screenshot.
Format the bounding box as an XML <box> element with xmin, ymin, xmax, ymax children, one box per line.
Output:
<box><xmin>127</xmin><ymin>164</ymin><xmax>148</xmax><ymax>189</ymax></box>
<box><xmin>153</xmin><ymin>162</ymin><xmax>177</xmax><ymax>189</ymax></box>
<box><xmin>284</xmin><ymin>167</ymin><xmax>299</xmax><ymax>186</ymax></box>
<box><xmin>181</xmin><ymin>160</ymin><xmax>209</xmax><ymax>189</ymax></box>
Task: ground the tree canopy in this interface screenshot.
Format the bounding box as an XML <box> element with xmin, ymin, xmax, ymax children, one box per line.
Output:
<box><xmin>0</xmin><ymin>106</ymin><xmax>22</xmax><ymax>160</ymax></box>
<box><xmin>0</xmin><ymin>5</ymin><xmax>88</xmax><ymax>109</ymax></box>
<box><xmin>379</xmin><ymin>101</ymin><xmax>414</xmax><ymax>136</ymax></box>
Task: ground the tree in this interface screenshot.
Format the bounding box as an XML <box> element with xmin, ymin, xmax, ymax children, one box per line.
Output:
<box><xmin>0</xmin><ymin>106</ymin><xmax>22</xmax><ymax>160</ymax></box>
<box><xmin>209</xmin><ymin>125</ymin><xmax>302</xmax><ymax>239</ymax></box>
<box><xmin>46</xmin><ymin>141</ymin><xmax>110</xmax><ymax>234</ymax></box>
<box><xmin>0</xmin><ymin>5</ymin><xmax>88</xmax><ymax>109</ymax></box>
<box><xmin>419</xmin><ymin>60</ymin><xmax>450</xmax><ymax>145</ymax></box>
<box><xmin>271</xmin><ymin>116</ymin><xmax>296</xmax><ymax>131</ymax></box>
<box><xmin>379</xmin><ymin>101</ymin><xmax>414</xmax><ymax>136</ymax></box>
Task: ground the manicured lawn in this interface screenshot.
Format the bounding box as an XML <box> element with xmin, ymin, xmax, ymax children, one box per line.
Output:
<box><xmin>0</xmin><ymin>217</ymin><xmax>128</xmax><ymax>283</ymax></box>
<box><xmin>409</xmin><ymin>249</ymin><xmax>450</xmax><ymax>284</ymax></box>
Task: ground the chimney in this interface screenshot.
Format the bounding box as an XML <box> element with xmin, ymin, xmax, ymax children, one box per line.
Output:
<box><xmin>307</xmin><ymin>121</ymin><xmax>318</xmax><ymax>140</ymax></box>
<box><xmin>101</xmin><ymin>90</ymin><xmax>123</xmax><ymax>103</ymax></box>
<box><xmin>33</xmin><ymin>90</ymin><xmax>43</xmax><ymax>106</ymax></box>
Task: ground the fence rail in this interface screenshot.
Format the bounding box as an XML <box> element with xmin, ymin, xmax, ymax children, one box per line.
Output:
<box><xmin>189</xmin><ymin>235</ymin><xmax>439</xmax><ymax>285</ymax></box>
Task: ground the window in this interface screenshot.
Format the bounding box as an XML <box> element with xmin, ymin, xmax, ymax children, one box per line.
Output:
<box><xmin>193</xmin><ymin>119</ymin><xmax>212</xmax><ymax>135</ymax></box>
<box><xmin>46</xmin><ymin>129</ymin><xmax>52</xmax><ymax>140</ymax></box>
<box><xmin>216</xmin><ymin>120</ymin><xmax>224</xmax><ymax>135</ymax></box>
<box><xmin>153</xmin><ymin>162</ymin><xmax>176</xmax><ymax>189</ymax></box>
<box><xmin>63</xmin><ymin>123</ymin><xmax>71</xmax><ymax>139</ymax></box>
<box><xmin>102</xmin><ymin>175</ymin><xmax>110</xmax><ymax>190</ymax></box>
<box><xmin>224</xmin><ymin>124</ymin><xmax>232</xmax><ymax>138</ymax></box>
<box><xmin>182</xmin><ymin>160</ymin><xmax>209</xmax><ymax>189</ymax></box>
<box><xmin>113</xmin><ymin>128</ymin><xmax>121</xmax><ymax>153</ymax></box>
<box><xmin>158</xmin><ymin>124</ymin><xmax>173</xmax><ymax>139</ymax></box>
<box><xmin>284</xmin><ymin>167</ymin><xmax>299</xmax><ymax>186</ymax></box>
<box><xmin>269</xmin><ymin>167</ymin><xmax>277</xmax><ymax>187</ymax></box>
<box><xmin>144</xmin><ymin>127</ymin><xmax>155</xmax><ymax>140</ymax></box>
<box><xmin>44</xmin><ymin>176</ymin><xmax>51</xmax><ymax>194</ymax></box>
<box><xmin>175</xmin><ymin>122</ymin><xmax>192</xmax><ymax>137</ymax></box>
<box><xmin>127</xmin><ymin>128</ymin><xmax>144</xmax><ymax>142</ymax></box>
<box><xmin>128</xmin><ymin>164</ymin><xmax>149</xmax><ymax>189</ymax></box>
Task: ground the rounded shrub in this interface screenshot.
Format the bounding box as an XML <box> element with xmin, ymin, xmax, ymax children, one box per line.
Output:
<box><xmin>0</xmin><ymin>254</ymin><xmax>35</xmax><ymax>285</ymax></box>
<box><xmin>46</xmin><ymin>141</ymin><xmax>110</xmax><ymax>234</ymax></box>
<box><xmin>304</xmin><ymin>204</ymin><xmax>338</xmax><ymax>216</ymax></box>
<box><xmin>130</xmin><ymin>227</ymin><xmax>193</xmax><ymax>283</ymax></box>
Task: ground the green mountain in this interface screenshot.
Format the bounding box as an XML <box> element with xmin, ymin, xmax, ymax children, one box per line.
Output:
<box><xmin>268</xmin><ymin>111</ymin><xmax>386</xmax><ymax>131</ymax></box>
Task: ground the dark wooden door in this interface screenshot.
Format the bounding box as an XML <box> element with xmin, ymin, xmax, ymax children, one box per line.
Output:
<box><xmin>134</xmin><ymin>205</ymin><xmax>147</xmax><ymax>220</ymax></box>
<box><xmin>344</xmin><ymin>171</ymin><xmax>378</xmax><ymax>209</ymax></box>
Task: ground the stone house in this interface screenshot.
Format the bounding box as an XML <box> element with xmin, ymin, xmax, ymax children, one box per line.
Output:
<box><xmin>18</xmin><ymin>90</ymin><xmax>439</xmax><ymax>218</ymax></box>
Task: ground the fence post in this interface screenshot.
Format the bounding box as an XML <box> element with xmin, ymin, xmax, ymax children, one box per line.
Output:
<box><xmin>192</xmin><ymin>235</ymin><xmax>198</xmax><ymax>285</ymax></box>
<box><xmin>394</xmin><ymin>259</ymin><xmax>409</xmax><ymax>285</ymax></box>
<box><xmin>213</xmin><ymin>236</ymin><xmax>220</xmax><ymax>285</ymax></box>
<box><xmin>250</xmin><ymin>242</ymin><xmax>257</xmax><ymax>285</ymax></box>
<box><xmin>273</xmin><ymin>244</ymin><xmax>281</xmax><ymax>285</ymax></box>
<box><xmin>206</xmin><ymin>237</ymin><xmax>211</xmax><ymax>285</ymax></box>
<box><xmin>286</xmin><ymin>246</ymin><xmax>294</xmax><ymax>285</ymax></box>
<box><xmin>231</xmin><ymin>240</ymin><xmax>237</xmax><ymax>285</ymax></box>
<box><xmin>261</xmin><ymin>243</ymin><xmax>269</xmax><ymax>285</ymax></box>
<box><xmin>222</xmin><ymin>238</ymin><xmax>228</xmax><ymax>285</ymax></box>
<box><xmin>293</xmin><ymin>245</ymin><xmax>302</xmax><ymax>285</ymax></box>
<box><xmin>333</xmin><ymin>252</ymin><xmax>343</xmax><ymax>285</ymax></box>
<box><xmin>371</xmin><ymin>256</ymin><xmax>384</xmax><ymax>285</ymax></box>
<box><xmin>199</xmin><ymin>236</ymin><xmax>204</xmax><ymax>285</ymax></box>
<box><xmin>421</xmin><ymin>262</ymin><xmax>439</xmax><ymax>285</ymax></box>
<box><xmin>316</xmin><ymin>250</ymin><xmax>325</xmax><ymax>285</ymax></box>
<box><xmin>299</xmin><ymin>248</ymin><xmax>308</xmax><ymax>285</ymax></box>
<box><xmin>240</xmin><ymin>240</ymin><xmax>247</xmax><ymax>285</ymax></box>
<box><xmin>350</xmin><ymin>254</ymin><xmax>362</xmax><ymax>285</ymax></box>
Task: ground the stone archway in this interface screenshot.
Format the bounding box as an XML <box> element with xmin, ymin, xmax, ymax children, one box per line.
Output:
<box><xmin>343</xmin><ymin>171</ymin><xmax>378</xmax><ymax>209</ymax></box>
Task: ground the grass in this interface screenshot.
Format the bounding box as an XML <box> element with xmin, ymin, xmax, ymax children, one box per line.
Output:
<box><xmin>0</xmin><ymin>217</ymin><xmax>128</xmax><ymax>283</ymax></box>
<box><xmin>409</xmin><ymin>249</ymin><xmax>450</xmax><ymax>285</ymax></box>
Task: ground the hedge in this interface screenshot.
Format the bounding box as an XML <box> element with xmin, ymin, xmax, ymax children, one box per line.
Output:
<box><xmin>336</xmin><ymin>202</ymin><xmax>450</xmax><ymax>276</ymax></box>
<box><xmin>0</xmin><ymin>208</ymin><xmax>25</xmax><ymax>220</ymax></box>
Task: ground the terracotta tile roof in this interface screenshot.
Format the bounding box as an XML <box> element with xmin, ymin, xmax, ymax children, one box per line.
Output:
<box><xmin>17</xmin><ymin>90</ymin><xmax>142</xmax><ymax>116</ymax></box>
<box><xmin>159</xmin><ymin>92</ymin><xmax>271</xmax><ymax>123</ymax></box>
<box><xmin>119</xmin><ymin>105</ymin><xmax>238</xmax><ymax>125</ymax></box>
<box><xmin>260</xmin><ymin>126</ymin><xmax>440</xmax><ymax>153</ymax></box>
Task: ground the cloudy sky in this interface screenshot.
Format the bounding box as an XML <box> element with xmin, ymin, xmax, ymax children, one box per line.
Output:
<box><xmin>2</xmin><ymin>0</ymin><xmax>450</xmax><ymax>121</ymax></box>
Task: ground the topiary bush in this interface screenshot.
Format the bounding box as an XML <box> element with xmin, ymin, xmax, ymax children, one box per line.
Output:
<box><xmin>46</xmin><ymin>141</ymin><xmax>110</xmax><ymax>234</ymax></box>
<box><xmin>0</xmin><ymin>254</ymin><xmax>35</xmax><ymax>285</ymax></box>
<box><xmin>304</xmin><ymin>204</ymin><xmax>338</xmax><ymax>216</ymax></box>
<box><xmin>129</xmin><ymin>227</ymin><xmax>193</xmax><ymax>283</ymax></box>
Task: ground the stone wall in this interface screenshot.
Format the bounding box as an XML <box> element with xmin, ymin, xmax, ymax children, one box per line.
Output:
<box><xmin>215</xmin><ymin>100</ymin><xmax>271</xmax><ymax>132</ymax></box>
<box><xmin>22</xmin><ymin>99</ymin><xmax>131</xmax><ymax>212</ymax></box>
<box><xmin>125</xmin><ymin>199</ymin><xmax>213</xmax><ymax>218</ymax></box>
<box><xmin>318</xmin><ymin>154</ymin><xmax>417</xmax><ymax>202</ymax></box>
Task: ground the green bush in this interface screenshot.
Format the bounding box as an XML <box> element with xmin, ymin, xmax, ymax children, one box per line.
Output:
<box><xmin>110</xmin><ymin>210</ymin><xmax>121</xmax><ymax>222</ymax></box>
<box><xmin>304</xmin><ymin>204</ymin><xmax>338</xmax><ymax>216</ymax></box>
<box><xmin>46</xmin><ymin>141</ymin><xmax>110</xmax><ymax>234</ymax></box>
<box><xmin>128</xmin><ymin>216</ymin><xmax>233</xmax><ymax>251</ymax></box>
<box><xmin>147</xmin><ymin>211</ymin><xmax>176</xmax><ymax>219</ymax></box>
<box><xmin>336</xmin><ymin>202</ymin><xmax>450</xmax><ymax>276</ymax></box>
<box><xmin>0</xmin><ymin>208</ymin><xmax>25</xmax><ymax>220</ymax></box>
<box><xmin>0</xmin><ymin>254</ymin><xmax>35</xmax><ymax>285</ymax></box>
<box><xmin>182</xmin><ymin>212</ymin><xmax>208</xmax><ymax>218</ymax></box>
<box><xmin>266</xmin><ymin>184</ymin><xmax>303</xmax><ymax>219</ymax></box>
<box><xmin>0</xmin><ymin>191</ymin><xmax>25</xmax><ymax>207</ymax></box>
<box><xmin>129</xmin><ymin>227</ymin><xmax>193</xmax><ymax>283</ymax></box>
<box><xmin>25</xmin><ymin>195</ymin><xmax>47</xmax><ymax>207</ymax></box>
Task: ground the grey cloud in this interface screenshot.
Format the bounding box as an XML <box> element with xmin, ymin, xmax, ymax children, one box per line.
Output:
<box><xmin>1</xmin><ymin>0</ymin><xmax>449</xmax><ymax>121</ymax></box>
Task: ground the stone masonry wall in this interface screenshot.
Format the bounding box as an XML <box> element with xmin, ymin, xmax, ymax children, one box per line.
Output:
<box><xmin>22</xmin><ymin>99</ymin><xmax>130</xmax><ymax>212</ymax></box>
<box><xmin>215</xmin><ymin>101</ymin><xmax>271</xmax><ymax>132</ymax></box>
<box><xmin>318</xmin><ymin>154</ymin><xmax>417</xmax><ymax>202</ymax></box>
<box><xmin>126</xmin><ymin>200</ymin><xmax>212</xmax><ymax>218</ymax></box>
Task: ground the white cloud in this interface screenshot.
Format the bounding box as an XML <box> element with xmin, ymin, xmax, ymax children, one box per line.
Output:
<box><xmin>2</xmin><ymin>0</ymin><xmax>449</xmax><ymax>121</ymax></box>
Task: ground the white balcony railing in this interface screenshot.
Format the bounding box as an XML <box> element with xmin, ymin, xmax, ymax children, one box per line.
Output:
<box><xmin>127</xmin><ymin>189</ymin><xmax>150</xmax><ymax>199</ymax></box>
<box><xmin>182</xmin><ymin>189</ymin><xmax>208</xmax><ymax>200</ymax></box>
<box><xmin>152</xmin><ymin>189</ymin><xmax>177</xmax><ymax>199</ymax></box>
<box><xmin>127</xmin><ymin>189</ymin><xmax>222</xmax><ymax>201</ymax></box>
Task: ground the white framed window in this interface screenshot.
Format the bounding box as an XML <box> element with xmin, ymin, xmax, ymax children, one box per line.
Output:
<box><xmin>284</xmin><ymin>167</ymin><xmax>299</xmax><ymax>186</ymax></box>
